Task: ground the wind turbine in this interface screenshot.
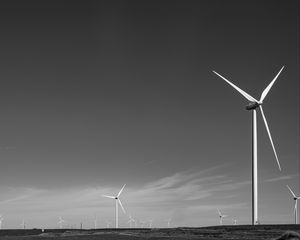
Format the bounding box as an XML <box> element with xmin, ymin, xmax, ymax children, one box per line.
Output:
<box><xmin>21</xmin><ymin>219</ymin><xmax>26</xmax><ymax>229</ymax></box>
<box><xmin>232</xmin><ymin>218</ymin><xmax>237</xmax><ymax>225</ymax></box>
<box><xmin>287</xmin><ymin>185</ymin><xmax>300</xmax><ymax>224</ymax></box>
<box><xmin>149</xmin><ymin>219</ymin><xmax>153</xmax><ymax>228</ymax></box>
<box><xmin>213</xmin><ymin>66</ymin><xmax>284</xmax><ymax>225</ymax></box>
<box><xmin>103</xmin><ymin>184</ymin><xmax>126</xmax><ymax>228</ymax></box>
<box><xmin>166</xmin><ymin>218</ymin><xmax>171</xmax><ymax>228</ymax></box>
<box><xmin>128</xmin><ymin>215</ymin><xmax>135</xmax><ymax>228</ymax></box>
<box><xmin>105</xmin><ymin>220</ymin><xmax>111</xmax><ymax>228</ymax></box>
<box><xmin>0</xmin><ymin>216</ymin><xmax>3</xmax><ymax>229</ymax></box>
<box><xmin>217</xmin><ymin>209</ymin><xmax>227</xmax><ymax>225</ymax></box>
<box><xmin>58</xmin><ymin>217</ymin><xmax>65</xmax><ymax>229</ymax></box>
<box><xmin>94</xmin><ymin>216</ymin><xmax>98</xmax><ymax>229</ymax></box>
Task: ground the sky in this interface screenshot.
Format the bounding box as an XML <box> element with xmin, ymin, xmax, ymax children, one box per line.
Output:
<box><xmin>0</xmin><ymin>0</ymin><xmax>299</xmax><ymax>228</ymax></box>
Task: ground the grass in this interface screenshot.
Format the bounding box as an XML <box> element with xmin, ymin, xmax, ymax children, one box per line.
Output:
<box><xmin>0</xmin><ymin>225</ymin><xmax>299</xmax><ymax>240</ymax></box>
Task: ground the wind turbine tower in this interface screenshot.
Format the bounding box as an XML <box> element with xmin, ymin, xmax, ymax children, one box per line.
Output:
<box><xmin>103</xmin><ymin>184</ymin><xmax>126</xmax><ymax>228</ymax></box>
<box><xmin>287</xmin><ymin>185</ymin><xmax>300</xmax><ymax>224</ymax></box>
<box><xmin>213</xmin><ymin>66</ymin><xmax>284</xmax><ymax>225</ymax></box>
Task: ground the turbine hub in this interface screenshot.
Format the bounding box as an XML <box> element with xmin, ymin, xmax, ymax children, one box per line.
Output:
<box><xmin>245</xmin><ymin>102</ymin><xmax>260</xmax><ymax>110</ymax></box>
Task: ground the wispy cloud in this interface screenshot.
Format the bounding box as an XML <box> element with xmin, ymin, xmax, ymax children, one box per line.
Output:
<box><xmin>0</xmin><ymin>164</ymin><xmax>249</xmax><ymax>227</ymax></box>
<box><xmin>264</xmin><ymin>174</ymin><xmax>298</xmax><ymax>183</ymax></box>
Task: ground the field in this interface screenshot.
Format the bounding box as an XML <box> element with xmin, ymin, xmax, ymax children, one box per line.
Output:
<box><xmin>0</xmin><ymin>225</ymin><xmax>300</xmax><ymax>240</ymax></box>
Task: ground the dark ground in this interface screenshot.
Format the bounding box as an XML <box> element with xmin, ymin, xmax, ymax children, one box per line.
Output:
<box><xmin>0</xmin><ymin>225</ymin><xmax>300</xmax><ymax>240</ymax></box>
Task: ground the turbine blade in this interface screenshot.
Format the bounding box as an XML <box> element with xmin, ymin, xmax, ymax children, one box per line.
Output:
<box><xmin>287</xmin><ymin>185</ymin><xmax>297</xmax><ymax>198</ymax></box>
<box><xmin>102</xmin><ymin>195</ymin><xmax>115</xmax><ymax>199</ymax></box>
<box><xmin>260</xmin><ymin>66</ymin><xmax>284</xmax><ymax>102</ymax></box>
<box><xmin>213</xmin><ymin>71</ymin><xmax>258</xmax><ymax>102</ymax></box>
<box><xmin>117</xmin><ymin>184</ymin><xmax>126</xmax><ymax>197</ymax></box>
<box><xmin>259</xmin><ymin>105</ymin><xmax>281</xmax><ymax>171</ymax></box>
<box><xmin>118</xmin><ymin>199</ymin><xmax>126</xmax><ymax>214</ymax></box>
<box><xmin>294</xmin><ymin>201</ymin><xmax>297</xmax><ymax>213</ymax></box>
<box><xmin>217</xmin><ymin>209</ymin><xmax>221</xmax><ymax>216</ymax></box>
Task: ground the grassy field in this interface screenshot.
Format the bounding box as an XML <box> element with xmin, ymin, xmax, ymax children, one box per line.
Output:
<box><xmin>0</xmin><ymin>225</ymin><xmax>300</xmax><ymax>240</ymax></box>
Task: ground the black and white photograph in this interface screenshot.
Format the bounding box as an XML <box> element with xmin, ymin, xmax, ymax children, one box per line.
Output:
<box><xmin>0</xmin><ymin>0</ymin><xmax>299</xmax><ymax>239</ymax></box>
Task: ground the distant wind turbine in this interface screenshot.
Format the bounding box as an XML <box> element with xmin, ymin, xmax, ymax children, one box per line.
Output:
<box><xmin>287</xmin><ymin>185</ymin><xmax>300</xmax><ymax>224</ymax></box>
<box><xmin>218</xmin><ymin>209</ymin><xmax>227</xmax><ymax>225</ymax></box>
<box><xmin>149</xmin><ymin>219</ymin><xmax>153</xmax><ymax>228</ymax></box>
<box><xmin>103</xmin><ymin>184</ymin><xmax>126</xmax><ymax>228</ymax></box>
<box><xmin>128</xmin><ymin>215</ymin><xmax>135</xmax><ymax>228</ymax></box>
<box><xmin>58</xmin><ymin>217</ymin><xmax>65</xmax><ymax>229</ymax></box>
<box><xmin>232</xmin><ymin>219</ymin><xmax>237</xmax><ymax>225</ymax></box>
<box><xmin>0</xmin><ymin>215</ymin><xmax>3</xmax><ymax>229</ymax></box>
<box><xmin>140</xmin><ymin>220</ymin><xmax>145</xmax><ymax>228</ymax></box>
<box><xmin>166</xmin><ymin>218</ymin><xmax>171</xmax><ymax>228</ymax></box>
<box><xmin>213</xmin><ymin>66</ymin><xmax>284</xmax><ymax>225</ymax></box>
<box><xmin>105</xmin><ymin>220</ymin><xmax>111</xmax><ymax>228</ymax></box>
<box><xmin>94</xmin><ymin>216</ymin><xmax>98</xmax><ymax>229</ymax></box>
<box><xmin>21</xmin><ymin>219</ymin><xmax>26</xmax><ymax>229</ymax></box>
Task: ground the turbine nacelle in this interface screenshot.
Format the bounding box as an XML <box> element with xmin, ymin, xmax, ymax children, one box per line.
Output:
<box><xmin>245</xmin><ymin>102</ymin><xmax>261</xmax><ymax>110</ymax></box>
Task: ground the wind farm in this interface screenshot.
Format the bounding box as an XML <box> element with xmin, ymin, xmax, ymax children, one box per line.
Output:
<box><xmin>0</xmin><ymin>0</ymin><xmax>298</xmax><ymax>240</ymax></box>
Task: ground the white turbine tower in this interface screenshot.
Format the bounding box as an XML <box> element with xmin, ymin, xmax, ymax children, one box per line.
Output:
<box><xmin>0</xmin><ymin>216</ymin><xmax>3</xmax><ymax>229</ymax></box>
<box><xmin>103</xmin><ymin>184</ymin><xmax>126</xmax><ymax>228</ymax></box>
<box><xmin>58</xmin><ymin>217</ymin><xmax>65</xmax><ymax>229</ymax></box>
<box><xmin>218</xmin><ymin>209</ymin><xmax>227</xmax><ymax>225</ymax></box>
<box><xmin>287</xmin><ymin>185</ymin><xmax>300</xmax><ymax>224</ymax></box>
<box><xmin>213</xmin><ymin>66</ymin><xmax>284</xmax><ymax>225</ymax></box>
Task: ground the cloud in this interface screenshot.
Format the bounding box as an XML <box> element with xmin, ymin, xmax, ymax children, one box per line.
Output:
<box><xmin>264</xmin><ymin>175</ymin><xmax>297</xmax><ymax>183</ymax></box>
<box><xmin>0</xmin><ymin>164</ymin><xmax>249</xmax><ymax>227</ymax></box>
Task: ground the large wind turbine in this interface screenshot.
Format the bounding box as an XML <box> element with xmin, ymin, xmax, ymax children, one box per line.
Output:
<box><xmin>103</xmin><ymin>184</ymin><xmax>126</xmax><ymax>228</ymax></box>
<box><xmin>213</xmin><ymin>66</ymin><xmax>284</xmax><ymax>225</ymax></box>
<box><xmin>287</xmin><ymin>185</ymin><xmax>300</xmax><ymax>224</ymax></box>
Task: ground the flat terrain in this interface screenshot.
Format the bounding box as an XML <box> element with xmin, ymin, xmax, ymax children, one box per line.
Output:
<box><xmin>0</xmin><ymin>225</ymin><xmax>300</xmax><ymax>240</ymax></box>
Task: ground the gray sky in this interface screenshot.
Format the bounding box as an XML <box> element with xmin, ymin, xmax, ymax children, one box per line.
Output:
<box><xmin>0</xmin><ymin>0</ymin><xmax>299</xmax><ymax>228</ymax></box>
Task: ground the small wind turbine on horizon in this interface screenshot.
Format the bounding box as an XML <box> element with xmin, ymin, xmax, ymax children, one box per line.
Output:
<box><xmin>287</xmin><ymin>185</ymin><xmax>300</xmax><ymax>224</ymax></box>
<box><xmin>149</xmin><ymin>219</ymin><xmax>153</xmax><ymax>228</ymax></box>
<box><xmin>94</xmin><ymin>216</ymin><xmax>98</xmax><ymax>229</ymax></box>
<box><xmin>103</xmin><ymin>184</ymin><xmax>126</xmax><ymax>228</ymax></box>
<box><xmin>232</xmin><ymin>218</ymin><xmax>237</xmax><ymax>225</ymax></box>
<box><xmin>58</xmin><ymin>217</ymin><xmax>65</xmax><ymax>229</ymax></box>
<box><xmin>21</xmin><ymin>219</ymin><xmax>26</xmax><ymax>229</ymax></box>
<box><xmin>218</xmin><ymin>209</ymin><xmax>227</xmax><ymax>225</ymax></box>
<box><xmin>105</xmin><ymin>220</ymin><xmax>111</xmax><ymax>228</ymax></box>
<box><xmin>213</xmin><ymin>66</ymin><xmax>284</xmax><ymax>225</ymax></box>
<box><xmin>166</xmin><ymin>218</ymin><xmax>171</xmax><ymax>228</ymax></box>
<box><xmin>128</xmin><ymin>215</ymin><xmax>135</xmax><ymax>228</ymax></box>
<box><xmin>0</xmin><ymin>215</ymin><xmax>3</xmax><ymax>229</ymax></box>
